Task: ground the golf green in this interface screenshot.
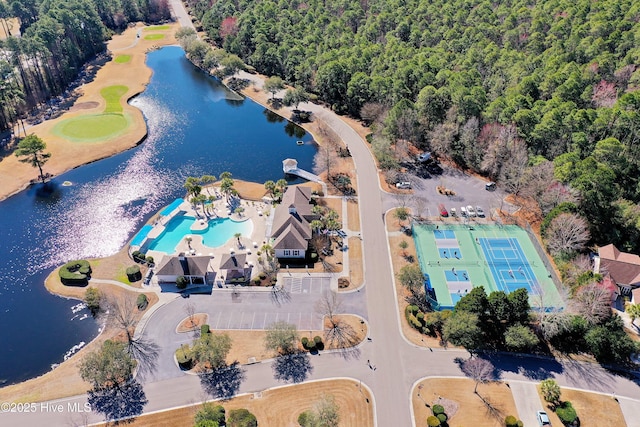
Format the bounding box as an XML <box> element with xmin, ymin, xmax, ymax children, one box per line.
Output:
<box><xmin>53</xmin><ymin>113</ymin><xmax>132</xmax><ymax>142</ymax></box>
<box><xmin>144</xmin><ymin>34</ymin><xmax>165</xmax><ymax>40</ymax></box>
<box><xmin>114</xmin><ymin>54</ymin><xmax>131</xmax><ymax>63</ymax></box>
<box><xmin>144</xmin><ymin>25</ymin><xmax>170</xmax><ymax>31</ymax></box>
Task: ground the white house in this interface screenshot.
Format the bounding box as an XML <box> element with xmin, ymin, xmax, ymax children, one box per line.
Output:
<box><xmin>270</xmin><ymin>186</ymin><xmax>318</xmax><ymax>259</ymax></box>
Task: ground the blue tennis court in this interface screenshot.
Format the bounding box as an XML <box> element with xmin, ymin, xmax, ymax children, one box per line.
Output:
<box><xmin>480</xmin><ymin>237</ymin><xmax>540</xmax><ymax>296</ymax></box>
<box><xmin>438</xmin><ymin>247</ymin><xmax>461</xmax><ymax>259</ymax></box>
<box><xmin>434</xmin><ymin>229</ymin><xmax>455</xmax><ymax>239</ymax></box>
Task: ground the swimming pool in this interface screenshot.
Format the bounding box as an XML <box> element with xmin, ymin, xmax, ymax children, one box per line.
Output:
<box><xmin>147</xmin><ymin>214</ymin><xmax>253</xmax><ymax>253</ymax></box>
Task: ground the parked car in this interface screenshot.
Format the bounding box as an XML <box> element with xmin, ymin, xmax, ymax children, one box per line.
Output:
<box><xmin>438</xmin><ymin>203</ymin><xmax>448</xmax><ymax>217</ymax></box>
<box><xmin>460</xmin><ymin>206</ymin><xmax>468</xmax><ymax>217</ymax></box>
<box><xmin>475</xmin><ymin>206</ymin><xmax>485</xmax><ymax>217</ymax></box>
<box><xmin>396</xmin><ymin>181</ymin><xmax>412</xmax><ymax>189</ymax></box>
<box><xmin>466</xmin><ymin>205</ymin><xmax>476</xmax><ymax>217</ymax></box>
<box><xmin>450</xmin><ymin>207</ymin><xmax>457</xmax><ymax>217</ymax></box>
<box><xmin>337</xmin><ymin>230</ymin><xmax>347</xmax><ymax>238</ymax></box>
<box><xmin>536</xmin><ymin>410</ymin><xmax>551</xmax><ymax>426</ymax></box>
<box><xmin>485</xmin><ymin>181</ymin><xmax>496</xmax><ymax>191</ymax></box>
<box><xmin>418</xmin><ymin>152</ymin><xmax>432</xmax><ymax>162</ymax></box>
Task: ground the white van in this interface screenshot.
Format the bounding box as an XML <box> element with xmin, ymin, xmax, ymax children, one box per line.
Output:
<box><xmin>450</xmin><ymin>207</ymin><xmax>457</xmax><ymax>217</ymax></box>
<box><xmin>460</xmin><ymin>206</ymin><xmax>467</xmax><ymax>217</ymax></box>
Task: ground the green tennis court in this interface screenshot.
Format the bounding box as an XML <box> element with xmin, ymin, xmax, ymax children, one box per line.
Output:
<box><xmin>412</xmin><ymin>223</ymin><xmax>563</xmax><ymax>310</ymax></box>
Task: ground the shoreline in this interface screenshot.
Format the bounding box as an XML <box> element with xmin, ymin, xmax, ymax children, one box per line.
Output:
<box><xmin>0</xmin><ymin>23</ymin><xmax>179</xmax><ymax>202</ymax></box>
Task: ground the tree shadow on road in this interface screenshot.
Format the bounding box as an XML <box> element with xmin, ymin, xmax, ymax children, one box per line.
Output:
<box><xmin>480</xmin><ymin>352</ymin><xmax>564</xmax><ymax>381</ymax></box>
<box><xmin>273</xmin><ymin>351</ymin><xmax>313</xmax><ymax>383</ymax></box>
<box><xmin>88</xmin><ymin>380</ymin><xmax>148</xmax><ymax>422</ymax></box>
<box><xmin>270</xmin><ymin>284</ymin><xmax>291</xmax><ymax>307</ymax></box>
<box><xmin>199</xmin><ymin>362</ymin><xmax>246</xmax><ymax>400</ymax></box>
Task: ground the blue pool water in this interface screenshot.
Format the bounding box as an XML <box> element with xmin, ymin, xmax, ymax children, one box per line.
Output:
<box><xmin>161</xmin><ymin>198</ymin><xmax>184</xmax><ymax>216</ymax></box>
<box><xmin>131</xmin><ymin>224</ymin><xmax>154</xmax><ymax>246</ymax></box>
<box><xmin>148</xmin><ymin>214</ymin><xmax>253</xmax><ymax>253</ymax></box>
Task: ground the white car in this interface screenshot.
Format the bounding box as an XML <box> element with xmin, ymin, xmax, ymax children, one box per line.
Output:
<box><xmin>450</xmin><ymin>207</ymin><xmax>457</xmax><ymax>217</ymax></box>
<box><xmin>466</xmin><ymin>205</ymin><xmax>475</xmax><ymax>217</ymax></box>
<box><xmin>396</xmin><ymin>181</ymin><xmax>412</xmax><ymax>189</ymax></box>
<box><xmin>475</xmin><ymin>206</ymin><xmax>485</xmax><ymax>217</ymax></box>
<box><xmin>460</xmin><ymin>206</ymin><xmax>468</xmax><ymax>217</ymax></box>
<box><xmin>536</xmin><ymin>410</ymin><xmax>551</xmax><ymax>426</ymax></box>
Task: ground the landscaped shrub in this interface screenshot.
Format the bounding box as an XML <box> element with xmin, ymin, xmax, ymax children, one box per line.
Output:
<box><xmin>145</xmin><ymin>255</ymin><xmax>154</xmax><ymax>265</ymax></box>
<box><xmin>59</xmin><ymin>260</ymin><xmax>92</xmax><ymax>285</ymax></box>
<box><xmin>427</xmin><ymin>415</ymin><xmax>441</xmax><ymax>427</ymax></box>
<box><xmin>313</xmin><ymin>336</ymin><xmax>324</xmax><ymax>350</ymax></box>
<box><xmin>259</xmin><ymin>272</ymin><xmax>267</xmax><ymax>280</ymax></box>
<box><xmin>132</xmin><ymin>250</ymin><xmax>147</xmax><ymax>263</ymax></box>
<box><xmin>136</xmin><ymin>294</ymin><xmax>148</xmax><ymax>311</ymax></box>
<box><xmin>201</xmin><ymin>324</ymin><xmax>210</xmax><ymax>335</ymax></box>
<box><xmin>175</xmin><ymin>344</ymin><xmax>193</xmax><ymax>369</ymax></box>
<box><xmin>436</xmin><ymin>413</ymin><xmax>447</xmax><ymax>423</ymax></box>
<box><xmin>227</xmin><ymin>408</ymin><xmax>257</xmax><ymax>427</ymax></box>
<box><xmin>301</xmin><ymin>337</ymin><xmax>309</xmax><ymax>348</ymax></box>
<box><xmin>505</xmin><ymin>415</ymin><xmax>518</xmax><ymax>427</ymax></box>
<box><xmin>432</xmin><ymin>404</ymin><xmax>445</xmax><ymax>415</ymax></box>
<box><xmin>556</xmin><ymin>401</ymin><xmax>578</xmax><ymax>424</ymax></box>
<box><xmin>176</xmin><ymin>275</ymin><xmax>188</xmax><ymax>289</ymax></box>
<box><xmin>126</xmin><ymin>265</ymin><xmax>142</xmax><ymax>282</ymax></box>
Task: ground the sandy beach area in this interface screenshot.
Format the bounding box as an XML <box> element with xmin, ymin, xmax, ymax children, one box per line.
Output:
<box><xmin>0</xmin><ymin>23</ymin><xmax>178</xmax><ymax>201</ymax></box>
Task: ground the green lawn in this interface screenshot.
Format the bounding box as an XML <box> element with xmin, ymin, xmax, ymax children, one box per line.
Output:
<box><xmin>114</xmin><ymin>54</ymin><xmax>131</xmax><ymax>63</ymax></box>
<box><xmin>144</xmin><ymin>34</ymin><xmax>165</xmax><ymax>40</ymax></box>
<box><xmin>144</xmin><ymin>25</ymin><xmax>170</xmax><ymax>31</ymax></box>
<box><xmin>53</xmin><ymin>113</ymin><xmax>131</xmax><ymax>141</ymax></box>
<box><xmin>100</xmin><ymin>85</ymin><xmax>128</xmax><ymax>113</ymax></box>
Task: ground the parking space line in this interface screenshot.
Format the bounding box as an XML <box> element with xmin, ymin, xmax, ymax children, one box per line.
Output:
<box><xmin>239</xmin><ymin>311</ymin><xmax>245</xmax><ymax>328</ymax></box>
<box><xmin>214</xmin><ymin>312</ymin><xmax>222</xmax><ymax>329</ymax></box>
<box><xmin>250</xmin><ymin>312</ymin><xmax>256</xmax><ymax>329</ymax></box>
<box><xmin>262</xmin><ymin>313</ymin><xmax>267</xmax><ymax>329</ymax></box>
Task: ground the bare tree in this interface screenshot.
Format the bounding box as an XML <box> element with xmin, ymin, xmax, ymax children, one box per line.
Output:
<box><xmin>569</xmin><ymin>282</ymin><xmax>613</xmax><ymax>326</ymax></box>
<box><xmin>539</xmin><ymin>181</ymin><xmax>579</xmax><ymax>215</ymax></box>
<box><xmin>460</xmin><ymin>357</ymin><xmax>496</xmax><ymax>393</ymax></box>
<box><xmin>480</xmin><ymin>124</ymin><xmax>518</xmax><ymax>179</ymax></box>
<box><xmin>498</xmin><ymin>138</ymin><xmax>529</xmax><ymax>196</ymax></box>
<box><xmin>412</xmin><ymin>196</ymin><xmax>427</xmax><ymax>220</ymax></box>
<box><xmin>315</xmin><ymin>291</ymin><xmax>359</xmax><ymax>351</ymax></box>
<box><xmin>460</xmin><ymin>117</ymin><xmax>481</xmax><ymax>170</ymax></box>
<box><xmin>313</xmin><ymin>138</ymin><xmax>340</xmax><ymax>180</ymax></box>
<box><xmin>184</xmin><ymin>302</ymin><xmax>198</xmax><ymax>338</ymax></box>
<box><xmin>545</xmin><ymin>213</ymin><xmax>591</xmax><ymax>257</ymax></box>
<box><xmin>428</xmin><ymin>108</ymin><xmax>459</xmax><ymax>159</ymax></box>
<box><xmin>520</xmin><ymin>160</ymin><xmax>555</xmax><ymax>201</ymax></box>
<box><xmin>104</xmin><ymin>294</ymin><xmax>159</xmax><ymax>378</ymax></box>
<box><xmin>359</xmin><ymin>102</ymin><xmax>388</xmax><ymax>127</ymax></box>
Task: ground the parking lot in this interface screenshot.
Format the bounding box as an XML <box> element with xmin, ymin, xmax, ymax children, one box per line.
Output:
<box><xmin>382</xmin><ymin>163</ymin><xmax>516</xmax><ymax>220</ymax></box>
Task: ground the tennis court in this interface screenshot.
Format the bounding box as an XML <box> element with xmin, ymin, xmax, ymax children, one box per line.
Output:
<box><xmin>412</xmin><ymin>223</ymin><xmax>563</xmax><ymax>310</ymax></box>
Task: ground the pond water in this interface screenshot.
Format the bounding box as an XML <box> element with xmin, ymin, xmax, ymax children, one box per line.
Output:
<box><xmin>0</xmin><ymin>46</ymin><xmax>316</xmax><ymax>386</ymax></box>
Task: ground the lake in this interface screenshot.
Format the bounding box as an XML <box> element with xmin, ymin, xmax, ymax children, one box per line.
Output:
<box><xmin>0</xmin><ymin>46</ymin><xmax>316</xmax><ymax>386</ymax></box>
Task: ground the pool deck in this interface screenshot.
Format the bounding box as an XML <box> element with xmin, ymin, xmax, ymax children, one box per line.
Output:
<box><xmin>139</xmin><ymin>189</ymin><xmax>272</xmax><ymax>283</ymax></box>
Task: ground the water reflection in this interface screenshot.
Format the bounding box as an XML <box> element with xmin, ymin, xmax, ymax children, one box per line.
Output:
<box><xmin>0</xmin><ymin>46</ymin><xmax>317</xmax><ymax>385</ymax></box>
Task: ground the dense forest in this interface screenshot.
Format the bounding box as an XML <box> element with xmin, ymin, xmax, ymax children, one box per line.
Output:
<box><xmin>0</xmin><ymin>0</ymin><xmax>170</xmax><ymax>133</ymax></box>
<box><xmin>182</xmin><ymin>0</ymin><xmax>640</xmax><ymax>255</ymax></box>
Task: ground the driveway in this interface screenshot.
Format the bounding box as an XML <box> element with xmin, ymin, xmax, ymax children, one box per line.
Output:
<box><xmin>509</xmin><ymin>380</ymin><xmax>546</xmax><ymax>427</ymax></box>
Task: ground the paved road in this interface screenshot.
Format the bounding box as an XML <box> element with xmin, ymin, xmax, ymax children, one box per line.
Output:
<box><xmin>2</xmin><ymin>2</ymin><xmax>640</xmax><ymax>425</ymax></box>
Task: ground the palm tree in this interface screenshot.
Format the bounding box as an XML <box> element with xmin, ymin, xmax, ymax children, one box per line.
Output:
<box><xmin>310</xmin><ymin>220</ymin><xmax>324</xmax><ymax>234</ymax></box>
<box><xmin>275</xmin><ymin>179</ymin><xmax>288</xmax><ymax>194</ymax></box>
<box><xmin>234</xmin><ymin>232</ymin><xmax>242</xmax><ymax>248</ymax></box>
<box><xmin>264</xmin><ymin>180</ymin><xmax>276</xmax><ymax>198</ymax></box>
<box><xmin>200</xmin><ymin>175</ymin><xmax>216</xmax><ymax>195</ymax></box>
<box><xmin>184</xmin><ymin>177</ymin><xmax>202</xmax><ymax>199</ymax></box>
<box><xmin>185</xmin><ymin>236</ymin><xmax>193</xmax><ymax>250</ymax></box>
